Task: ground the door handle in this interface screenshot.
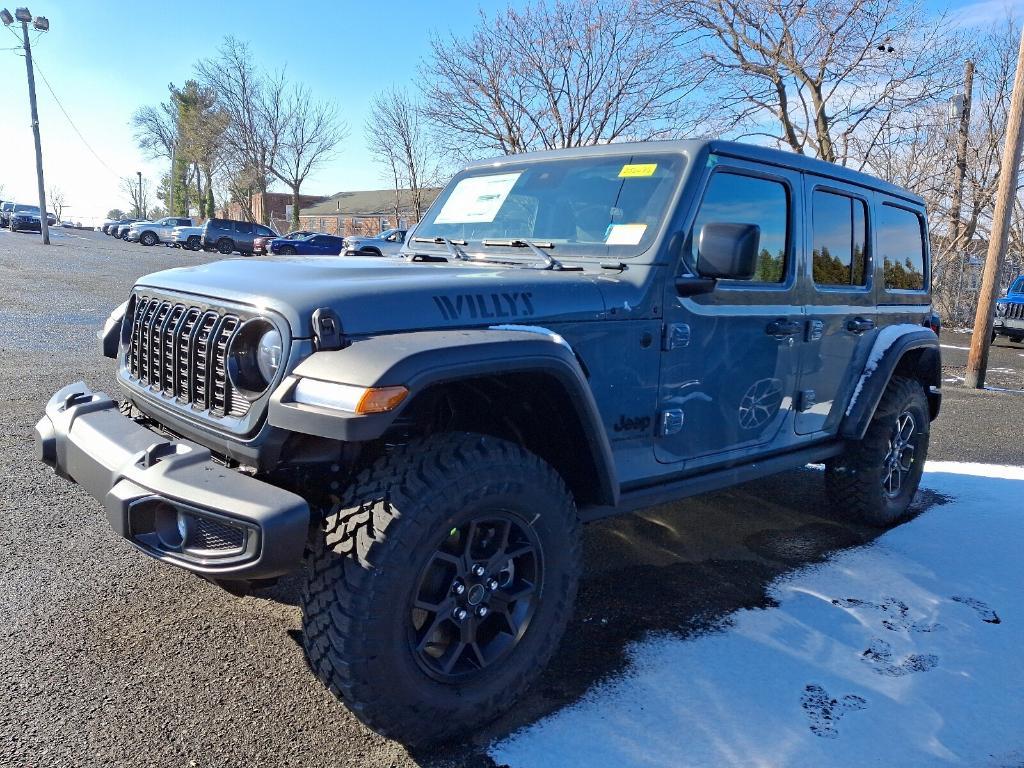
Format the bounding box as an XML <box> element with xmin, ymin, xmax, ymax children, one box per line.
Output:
<box><xmin>846</xmin><ymin>317</ymin><xmax>875</xmax><ymax>334</ymax></box>
<box><xmin>766</xmin><ymin>318</ymin><xmax>802</xmax><ymax>337</ymax></box>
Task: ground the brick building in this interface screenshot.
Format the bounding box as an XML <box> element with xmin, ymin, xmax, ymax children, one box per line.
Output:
<box><xmin>292</xmin><ymin>188</ymin><xmax>441</xmax><ymax>237</ymax></box>
<box><xmin>221</xmin><ymin>191</ymin><xmax>329</xmax><ymax>225</ymax></box>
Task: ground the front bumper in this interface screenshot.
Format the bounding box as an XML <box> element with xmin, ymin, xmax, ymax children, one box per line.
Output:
<box><xmin>11</xmin><ymin>219</ymin><xmax>41</xmax><ymax>231</ymax></box>
<box><xmin>35</xmin><ymin>382</ymin><xmax>309</xmax><ymax>580</ymax></box>
<box><xmin>993</xmin><ymin>316</ymin><xmax>1024</xmax><ymax>334</ymax></box>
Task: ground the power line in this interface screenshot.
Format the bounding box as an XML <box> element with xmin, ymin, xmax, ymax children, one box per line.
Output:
<box><xmin>30</xmin><ymin>58</ymin><xmax>122</xmax><ymax>179</ymax></box>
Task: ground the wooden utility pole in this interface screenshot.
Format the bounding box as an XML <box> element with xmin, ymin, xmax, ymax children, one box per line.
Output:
<box><xmin>965</xmin><ymin>26</ymin><xmax>1024</xmax><ymax>388</ymax></box>
<box><xmin>19</xmin><ymin>15</ymin><xmax>49</xmax><ymax>245</ymax></box>
<box><xmin>951</xmin><ymin>59</ymin><xmax>974</xmax><ymax>317</ymax></box>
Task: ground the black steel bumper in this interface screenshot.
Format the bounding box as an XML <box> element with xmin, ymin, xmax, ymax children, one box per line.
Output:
<box><xmin>34</xmin><ymin>382</ymin><xmax>309</xmax><ymax>580</ymax></box>
<box><xmin>994</xmin><ymin>317</ymin><xmax>1024</xmax><ymax>334</ymax></box>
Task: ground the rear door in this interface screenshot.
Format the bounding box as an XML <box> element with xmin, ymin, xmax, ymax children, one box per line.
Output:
<box><xmin>795</xmin><ymin>177</ymin><xmax>877</xmax><ymax>435</ymax></box>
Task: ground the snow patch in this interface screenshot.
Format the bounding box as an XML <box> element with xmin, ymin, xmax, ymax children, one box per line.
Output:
<box><xmin>491</xmin><ymin>462</ymin><xmax>1024</xmax><ymax>768</ymax></box>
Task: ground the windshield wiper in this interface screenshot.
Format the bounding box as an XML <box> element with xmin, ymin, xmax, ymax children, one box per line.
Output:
<box><xmin>411</xmin><ymin>236</ymin><xmax>471</xmax><ymax>261</ymax></box>
<box><xmin>480</xmin><ymin>239</ymin><xmax>572</xmax><ymax>271</ymax></box>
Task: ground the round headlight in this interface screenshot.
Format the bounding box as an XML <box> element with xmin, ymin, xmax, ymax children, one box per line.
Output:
<box><xmin>995</xmin><ymin>303</ymin><xmax>1008</xmax><ymax>316</ymax></box>
<box><xmin>257</xmin><ymin>329</ymin><xmax>283</xmax><ymax>382</ymax></box>
<box><xmin>227</xmin><ymin>319</ymin><xmax>283</xmax><ymax>400</ymax></box>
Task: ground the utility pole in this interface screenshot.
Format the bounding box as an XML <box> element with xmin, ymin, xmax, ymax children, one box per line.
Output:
<box><xmin>965</xmin><ymin>26</ymin><xmax>1024</xmax><ymax>388</ymax></box>
<box><xmin>3</xmin><ymin>8</ymin><xmax>51</xmax><ymax>244</ymax></box>
<box><xmin>169</xmin><ymin>145</ymin><xmax>175</xmax><ymax>215</ymax></box>
<box><xmin>136</xmin><ymin>170</ymin><xmax>143</xmax><ymax>218</ymax></box>
<box><xmin>950</xmin><ymin>59</ymin><xmax>975</xmax><ymax>320</ymax></box>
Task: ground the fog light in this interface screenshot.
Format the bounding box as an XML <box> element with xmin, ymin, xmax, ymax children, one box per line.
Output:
<box><xmin>153</xmin><ymin>503</ymin><xmax>191</xmax><ymax>550</ymax></box>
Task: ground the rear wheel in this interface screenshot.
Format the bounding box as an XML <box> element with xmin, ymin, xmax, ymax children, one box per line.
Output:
<box><xmin>216</xmin><ymin>238</ymin><xmax>234</xmax><ymax>254</ymax></box>
<box><xmin>825</xmin><ymin>376</ymin><xmax>929</xmax><ymax>527</ymax></box>
<box><xmin>186</xmin><ymin>236</ymin><xmax>202</xmax><ymax>251</ymax></box>
<box><xmin>301</xmin><ymin>432</ymin><xmax>582</xmax><ymax>745</ymax></box>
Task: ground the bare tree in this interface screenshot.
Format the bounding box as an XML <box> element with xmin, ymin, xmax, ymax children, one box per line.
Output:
<box><xmin>196</xmin><ymin>38</ymin><xmax>284</xmax><ymax>224</ymax></box>
<box><xmin>366</xmin><ymin>87</ymin><xmax>440</xmax><ymax>221</ymax></box>
<box><xmin>658</xmin><ymin>0</ymin><xmax>963</xmax><ymax>168</ymax></box>
<box><xmin>131</xmin><ymin>98</ymin><xmax>177</xmax><ymax>161</ymax></box>
<box><xmin>267</xmin><ymin>84</ymin><xmax>347</xmax><ymax>229</ymax></box>
<box><xmin>47</xmin><ymin>186</ymin><xmax>66</xmax><ymax>222</ymax></box>
<box><xmin>421</xmin><ymin>0</ymin><xmax>695</xmax><ymax>158</ymax></box>
<box><xmin>121</xmin><ymin>176</ymin><xmax>150</xmax><ymax>219</ymax></box>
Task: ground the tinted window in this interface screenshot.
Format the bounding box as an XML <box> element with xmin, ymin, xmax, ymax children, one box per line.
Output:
<box><xmin>812</xmin><ymin>190</ymin><xmax>868</xmax><ymax>287</ymax></box>
<box><xmin>1010</xmin><ymin>277</ymin><xmax>1024</xmax><ymax>293</ymax></box>
<box><xmin>15</xmin><ymin>204</ymin><xmax>39</xmax><ymax>213</ymax></box>
<box><xmin>235</xmin><ymin>221</ymin><xmax>254</xmax><ymax>235</ymax></box>
<box><xmin>177</xmin><ymin>218</ymin><xmax>190</xmax><ymax>226</ymax></box>
<box><xmin>256</xmin><ymin>225</ymin><xmax>274</xmax><ymax>237</ymax></box>
<box><xmin>690</xmin><ymin>172</ymin><xmax>789</xmax><ymax>283</ymax></box>
<box><xmin>879</xmin><ymin>204</ymin><xmax>926</xmax><ymax>290</ymax></box>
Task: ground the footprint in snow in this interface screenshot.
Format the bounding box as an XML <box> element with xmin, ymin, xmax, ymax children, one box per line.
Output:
<box><xmin>801</xmin><ymin>684</ymin><xmax>867</xmax><ymax>739</ymax></box>
<box><xmin>832</xmin><ymin>596</ymin><xmax>941</xmax><ymax>633</ymax></box>
<box><xmin>951</xmin><ymin>596</ymin><xmax>1001</xmax><ymax>624</ymax></box>
<box><xmin>861</xmin><ymin>637</ymin><xmax>938</xmax><ymax>677</ymax></box>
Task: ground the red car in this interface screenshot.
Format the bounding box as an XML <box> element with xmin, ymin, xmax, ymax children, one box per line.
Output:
<box><xmin>254</xmin><ymin>229</ymin><xmax>313</xmax><ymax>255</ymax></box>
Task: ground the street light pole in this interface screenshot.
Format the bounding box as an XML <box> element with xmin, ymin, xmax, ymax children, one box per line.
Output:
<box><xmin>965</xmin><ymin>25</ymin><xmax>1024</xmax><ymax>388</ymax></box>
<box><xmin>6</xmin><ymin>8</ymin><xmax>51</xmax><ymax>244</ymax></box>
<box><xmin>137</xmin><ymin>170</ymin><xmax>143</xmax><ymax>218</ymax></box>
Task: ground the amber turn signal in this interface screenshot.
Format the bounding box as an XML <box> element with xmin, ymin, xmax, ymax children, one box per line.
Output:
<box><xmin>355</xmin><ymin>386</ymin><xmax>409</xmax><ymax>414</ymax></box>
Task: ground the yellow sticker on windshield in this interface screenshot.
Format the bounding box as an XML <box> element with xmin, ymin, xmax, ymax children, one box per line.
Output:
<box><xmin>619</xmin><ymin>163</ymin><xmax>657</xmax><ymax>178</ymax></box>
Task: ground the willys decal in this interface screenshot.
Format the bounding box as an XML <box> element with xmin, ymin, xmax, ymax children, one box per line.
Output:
<box><xmin>433</xmin><ymin>292</ymin><xmax>535</xmax><ymax>321</ymax></box>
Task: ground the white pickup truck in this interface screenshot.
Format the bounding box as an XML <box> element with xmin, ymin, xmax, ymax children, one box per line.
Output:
<box><xmin>168</xmin><ymin>224</ymin><xmax>205</xmax><ymax>251</ymax></box>
<box><xmin>127</xmin><ymin>217</ymin><xmax>195</xmax><ymax>246</ymax></box>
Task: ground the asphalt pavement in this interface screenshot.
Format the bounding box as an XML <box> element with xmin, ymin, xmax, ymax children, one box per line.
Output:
<box><xmin>1</xmin><ymin>227</ymin><xmax>1022</xmax><ymax>768</ymax></box>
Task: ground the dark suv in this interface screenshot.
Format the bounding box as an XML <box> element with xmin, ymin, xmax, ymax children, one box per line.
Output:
<box><xmin>201</xmin><ymin>218</ymin><xmax>277</xmax><ymax>256</ymax></box>
<box><xmin>37</xmin><ymin>139</ymin><xmax>941</xmax><ymax>746</ymax></box>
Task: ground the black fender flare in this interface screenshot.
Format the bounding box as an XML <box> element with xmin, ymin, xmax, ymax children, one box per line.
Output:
<box><xmin>840</xmin><ymin>326</ymin><xmax>941</xmax><ymax>440</ymax></box>
<box><xmin>268</xmin><ymin>328</ymin><xmax>618</xmax><ymax>505</ymax></box>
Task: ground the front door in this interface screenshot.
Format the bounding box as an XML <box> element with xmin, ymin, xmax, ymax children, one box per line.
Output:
<box><xmin>795</xmin><ymin>177</ymin><xmax>878</xmax><ymax>435</ymax></box>
<box><xmin>656</xmin><ymin>160</ymin><xmax>803</xmax><ymax>467</ymax></box>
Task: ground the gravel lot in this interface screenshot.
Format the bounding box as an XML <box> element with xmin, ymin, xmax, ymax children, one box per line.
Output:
<box><xmin>2</xmin><ymin>228</ymin><xmax>1022</xmax><ymax>767</ymax></box>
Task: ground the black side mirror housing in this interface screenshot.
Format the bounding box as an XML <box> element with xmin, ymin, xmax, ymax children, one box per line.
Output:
<box><xmin>696</xmin><ymin>222</ymin><xmax>760</xmax><ymax>280</ymax></box>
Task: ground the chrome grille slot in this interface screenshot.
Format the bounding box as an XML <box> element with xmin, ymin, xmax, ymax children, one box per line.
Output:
<box><xmin>125</xmin><ymin>296</ymin><xmax>250</xmax><ymax>420</ymax></box>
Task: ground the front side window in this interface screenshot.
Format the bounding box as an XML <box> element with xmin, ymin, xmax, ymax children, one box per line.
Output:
<box><xmin>415</xmin><ymin>153</ymin><xmax>686</xmax><ymax>259</ymax></box>
<box><xmin>879</xmin><ymin>204</ymin><xmax>926</xmax><ymax>290</ymax></box>
<box><xmin>689</xmin><ymin>172</ymin><xmax>789</xmax><ymax>283</ymax></box>
<box><xmin>812</xmin><ymin>190</ymin><xmax>868</xmax><ymax>287</ymax></box>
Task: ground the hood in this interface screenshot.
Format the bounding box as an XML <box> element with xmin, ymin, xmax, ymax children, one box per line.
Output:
<box><xmin>134</xmin><ymin>256</ymin><xmax>608</xmax><ymax>337</ymax></box>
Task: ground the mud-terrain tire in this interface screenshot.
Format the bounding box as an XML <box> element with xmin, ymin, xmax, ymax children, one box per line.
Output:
<box><xmin>825</xmin><ymin>376</ymin><xmax>929</xmax><ymax>527</ymax></box>
<box><xmin>301</xmin><ymin>432</ymin><xmax>582</xmax><ymax>745</ymax></box>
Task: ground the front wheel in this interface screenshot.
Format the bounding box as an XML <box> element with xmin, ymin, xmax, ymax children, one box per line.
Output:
<box><xmin>301</xmin><ymin>432</ymin><xmax>582</xmax><ymax>745</ymax></box>
<box><xmin>140</xmin><ymin>231</ymin><xmax>158</xmax><ymax>246</ymax></box>
<box><xmin>1010</xmin><ymin>335</ymin><xmax>1024</xmax><ymax>344</ymax></box>
<box><xmin>825</xmin><ymin>376</ymin><xmax>930</xmax><ymax>527</ymax></box>
<box><xmin>279</xmin><ymin>245</ymin><xmax>296</xmax><ymax>255</ymax></box>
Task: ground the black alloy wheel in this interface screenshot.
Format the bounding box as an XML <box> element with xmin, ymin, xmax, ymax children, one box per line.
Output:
<box><xmin>409</xmin><ymin>513</ymin><xmax>543</xmax><ymax>681</ymax></box>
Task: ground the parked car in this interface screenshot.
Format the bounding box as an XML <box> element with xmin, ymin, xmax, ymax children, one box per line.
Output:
<box><xmin>127</xmin><ymin>216</ymin><xmax>194</xmax><ymax>246</ymax></box>
<box><xmin>254</xmin><ymin>229</ymin><xmax>310</xmax><ymax>255</ymax></box>
<box><xmin>200</xmin><ymin>217</ymin><xmax>277</xmax><ymax>256</ymax></box>
<box><xmin>268</xmin><ymin>232</ymin><xmax>345</xmax><ymax>256</ymax></box>
<box><xmin>169</xmin><ymin>225</ymin><xmax>205</xmax><ymax>251</ymax></box>
<box><xmin>993</xmin><ymin>274</ymin><xmax>1024</xmax><ymax>344</ymax></box>
<box><xmin>37</xmin><ymin>139</ymin><xmax>941</xmax><ymax>746</ymax></box>
<box><xmin>0</xmin><ymin>201</ymin><xmax>12</xmax><ymax>227</ymax></box>
<box><xmin>9</xmin><ymin>204</ymin><xmax>56</xmax><ymax>232</ymax></box>
<box><xmin>105</xmin><ymin>219</ymin><xmax>139</xmax><ymax>236</ymax></box>
<box><xmin>343</xmin><ymin>227</ymin><xmax>407</xmax><ymax>256</ymax></box>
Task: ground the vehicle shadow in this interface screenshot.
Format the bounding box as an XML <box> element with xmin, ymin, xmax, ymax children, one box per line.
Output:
<box><xmin>260</xmin><ymin>465</ymin><xmax>946</xmax><ymax>767</ymax></box>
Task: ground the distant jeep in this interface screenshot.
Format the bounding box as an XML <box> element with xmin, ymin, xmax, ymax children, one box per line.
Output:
<box><xmin>37</xmin><ymin>139</ymin><xmax>940</xmax><ymax>745</ymax></box>
<box><xmin>993</xmin><ymin>274</ymin><xmax>1024</xmax><ymax>344</ymax></box>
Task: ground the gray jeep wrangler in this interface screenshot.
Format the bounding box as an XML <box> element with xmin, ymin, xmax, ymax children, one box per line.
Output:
<box><xmin>35</xmin><ymin>140</ymin><xmax>941</xmax><ymax>745</ymax></box>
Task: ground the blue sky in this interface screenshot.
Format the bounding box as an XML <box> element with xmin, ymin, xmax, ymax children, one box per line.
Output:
<box><xmin>0</xmin><ymin>0</ymin><xmax>1019</xmax><ymax>223</ymax></box>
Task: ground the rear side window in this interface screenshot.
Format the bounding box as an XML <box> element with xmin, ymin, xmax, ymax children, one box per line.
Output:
<box><xmin>256</xmin><ymin>225</ymin><xmax>274</xmax><ymax>237</ymax></box>
<box><xmin>812</xmin><ymin>190</ymin><xmax>868</xmax><ymax>287</ymax></box>
<box><xmin>878</xmin><ymin>204</ymin><xmax>926</xmax><ymax>290</ymax></box>
<box><xmin>235</xmin><ymin>221</ymin><xmax>254</xmax><ymax>235</ymax></box>
<box><xmin>690</xmin><ymin>172</ymin><xmax>789</xmax><ymax>283</ymax></box>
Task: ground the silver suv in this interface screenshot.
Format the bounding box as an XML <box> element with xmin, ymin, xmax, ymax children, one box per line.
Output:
<box><xmin>127</xmin><ymin>217</ymin><xmax>195</xmax><ymax>246</ymax></box>
<box><xmin>343</xmin><ymin>227</ymin><xmax>407</xmax><ymax>256</ymax></box>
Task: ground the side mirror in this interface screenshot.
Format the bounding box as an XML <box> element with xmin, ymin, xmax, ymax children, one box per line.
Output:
<box><xmin>696</xmin><ymin>222</ymin><xmax>760</xmax><ymax>280</ymax></box>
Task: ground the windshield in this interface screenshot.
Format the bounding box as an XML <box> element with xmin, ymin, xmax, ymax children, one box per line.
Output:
<box><xmin>1011</xmin><ymin>277</ymin><xmax>1024</xmax><ymax>294</ymax></box>
<box><xmin>414</xmin><ymin>153</ymin><xmax>686</xmax><ymax>259</ymax></box>
<box><xmin>15</xmin><ymin>204</ymin><xmax>39</xmax><ymax>213</ymax></box>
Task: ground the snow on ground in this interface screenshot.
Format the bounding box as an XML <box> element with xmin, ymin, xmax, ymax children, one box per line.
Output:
<box><xmin>491</xmin><ymin>462</ymin><xmax>1024</xmax><ymax>768</ymax></box>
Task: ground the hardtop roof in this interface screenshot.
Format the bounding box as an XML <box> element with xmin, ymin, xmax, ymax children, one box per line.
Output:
<box><xmin>465</xmin><ymin>138</ymin><xmax>924</xmax><ymax>206</ymax></box>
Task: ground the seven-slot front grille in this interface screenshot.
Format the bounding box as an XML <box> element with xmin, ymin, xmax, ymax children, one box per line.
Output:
<box><xmin>1006</xmin><ymin>302</ymin><xmax>1024</xmax><ymax>320</ymax></box>
<box><xmin>126</xmin><ymin>296</ymin><xmax>249</xmax><ymax>418</ymax></box>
